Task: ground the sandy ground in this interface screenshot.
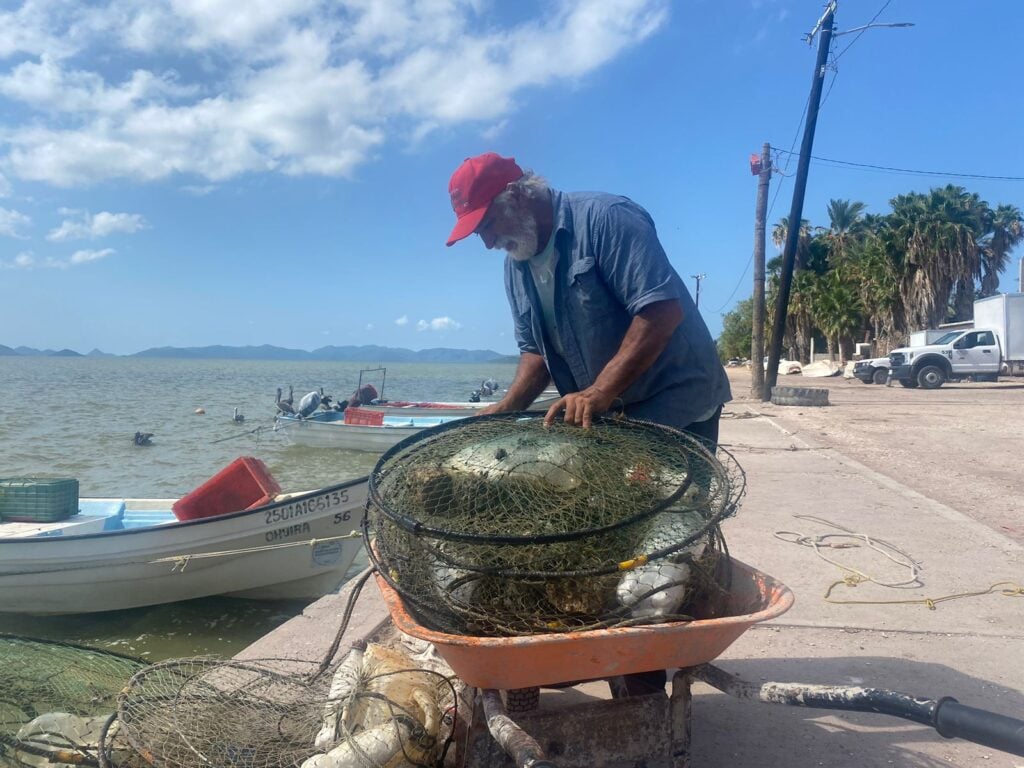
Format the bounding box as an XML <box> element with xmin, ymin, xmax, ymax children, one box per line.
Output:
<box><xmin>725</xmin><ymin>366</ymin><xmax>1024</xmax><ymax>546</ymax></box>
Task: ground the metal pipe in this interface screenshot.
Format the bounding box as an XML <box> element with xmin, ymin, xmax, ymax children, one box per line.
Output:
<box><xmin>696</xmin><ymin>664</ymin><xmax>1024</xmax><ymax>758</ymax></box>
<box><xmin>480</xmin><ymin>689</ymin><xmax>557</xmax><ymax>768</ymax></box>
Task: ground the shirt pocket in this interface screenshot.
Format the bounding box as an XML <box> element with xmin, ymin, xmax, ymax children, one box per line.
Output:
<box><xmin>567</xmin><ymin>257</ymin><xmax>617</xmax><ymax>323</ymax></box>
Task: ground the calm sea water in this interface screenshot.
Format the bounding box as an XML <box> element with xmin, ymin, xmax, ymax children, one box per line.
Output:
<box><xmin>0</xmin><ymin>356</ymin><xmax>517</xmax><ymax>659</ymax></box>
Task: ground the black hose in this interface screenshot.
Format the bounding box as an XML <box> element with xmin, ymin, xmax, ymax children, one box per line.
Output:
<box><xmin>933</xmin><ymin>698</ymin><xmax>1024</xmax><ymax>757</ymax></box>
<box><xmin>696</xmin><ymin>664</ymin><xmax>1024</xmax><ymax>758</ymax></box>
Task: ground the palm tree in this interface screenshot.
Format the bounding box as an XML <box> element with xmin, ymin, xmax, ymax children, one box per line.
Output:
<box><xmin>824</xmin><ymin>199</ymin><xmax>867</xmax><ymax>268</ymax></box>
<box><xmin>810</xmin><ymin>269</ymin><xmax>863</xmax><ymax>362</ymax></box>
<box><xmin>979</xmin><ymin>204</ymin><xmax>1024</xmax><ymax>296</ymax></box>
<box><xmin>771</xmin><ymin>217</ymin><xmax>813</xmax><ymax>270</ymax></box>
<box><xmin>887</xmin><ymin>185</ymin><xmax>985</xmax><ymax>330</ymax></box>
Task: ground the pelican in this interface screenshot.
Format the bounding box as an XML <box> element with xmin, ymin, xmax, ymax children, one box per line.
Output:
<box><xmin>276</xmin><ymin>387</ymin><xmax>296</xmax><ymax>415</ymax></box>
<box><xmin>133</xmin><ymin>432</ymin><xmax>154</xmax><ymax>446</ymax></box>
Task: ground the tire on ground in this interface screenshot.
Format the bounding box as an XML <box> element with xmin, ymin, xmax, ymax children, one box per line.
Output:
<box><xmin>871</xmin><ymin>368</ymin><xmax>889</xmax><ymax>385</ymax></box>
<box><xmin>770</xmin><ymin>386</ymin><xmax>829</xmax><ymax>407</ymax></box>
<box><xmin>916</xmin><ymin>364</ymin><xmax>946</xmax><ymax>389</ymax></box>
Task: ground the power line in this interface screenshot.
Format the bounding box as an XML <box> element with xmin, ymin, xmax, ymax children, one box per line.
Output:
<box><xmin>770</xmin><ymin>149</ymin><xmax>1024</xmax><ymax>181</ymax></box>
<box><xmin>705</xmin><ymin>97</ymin><xmax>809</xmax><ymax>316</ymax></box>
<box><xmin>832</xmin><ymin>0</ymin><xmax>895</xmax><ymax>64</ymax></box>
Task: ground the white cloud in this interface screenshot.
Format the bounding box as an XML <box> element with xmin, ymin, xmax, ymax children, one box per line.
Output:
<box><xmin>1</xmin><ymin>247</ymin><xmax>113</xmax><ymax>269</ymax></box>
<box><xmin>365</xmin><ymin>323</ymin><xmax>374</xmax><ymax>330</ymax></box>
<box><xmin>46</xmin><ymin>210</ymin><xmax>148</xmax><ymax>241</ymax></box>
<box><xmin>0</xmin><ymin>173</ymin><xmax>10</xmax><ymax>197</ymax></box>
<box><xmin>0</xmin><ymin>0</ymin><xmax>669</xmax><ymax>186</ymax></box>
<box><xmin>69</xmin><ymin>248</ymin><xmax>115</xmax><ymax>264</ymax></box>
<box><xmin>0</xmin><ymin>207</ymin><xmax>31</xmax><ymax>237</ymax></box>
<box><xmin>0</xmin><ymin>251</ymin><xmax>36</xmax><ymax>269</ymax></box>
<box><xmin>417</xmin><ymin>316</ymin><xmax>461</xmax><ymax>331</ymax></box>
<box><xmin>394</xmin><ymin>315</ymin><xmax>408</xmax><ymax>326</ymax></box>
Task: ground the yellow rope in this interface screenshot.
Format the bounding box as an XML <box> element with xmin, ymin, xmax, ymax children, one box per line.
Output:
<box><xmin>777</xmin><ymin>515</ymin><xmax>1023</xmax><ymax>610</ymax></box>
<box><xmin>824</xmin><ymin>578</ymin><xmax>1024</xmax><ymax>609</ymax></box>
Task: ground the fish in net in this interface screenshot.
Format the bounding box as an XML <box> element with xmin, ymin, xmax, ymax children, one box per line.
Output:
<box><xmin>114</xmin><ymin>641</ymin><xmax>457</xmax><ymax>768</ymax></box>
<box><xmin>366</xmin><ymin>413</ymin><xmax>745</xmax><ymax>637</ymax></box>
<box><xmin>0</xmin><ymin>634</ymin><xmax>146</xmax><ymax>768</ymax></box>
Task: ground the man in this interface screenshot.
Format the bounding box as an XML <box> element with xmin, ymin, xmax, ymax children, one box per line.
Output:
<box><xmin>446</xmin><ymin>152</ymin><xmax>730</xmax><ymax>443</ymax></box>
<box><xmin>446</xmin><ymin>152</ymin><xmax>732</xmax><ymax>696</ymax></box>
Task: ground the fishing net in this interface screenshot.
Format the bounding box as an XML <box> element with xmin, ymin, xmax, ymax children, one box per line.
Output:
<box><xmin>114</xmin><ymin>642</ymin><xmax>457</xmax><ymax>768</ymax></box>
<box><xmin>365</xmin><ymin>413</ymin><xmax>745</xmax><ymax>637</ymax></box>
<box><xmin>0</xmin><ymin>634</ymin><xmax>146</xmax><ymax>768</ymax></box>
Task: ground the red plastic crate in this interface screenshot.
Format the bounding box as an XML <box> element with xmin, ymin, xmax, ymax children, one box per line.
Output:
<box><xmin>344</xmin><ymin>407</ymin><xmax>384</xmax><ymax>426</ymax></box>
<box><xmin>172</xmin><ymin>457</ymin><xmax>281</xmax><ymax>522</ymax></box>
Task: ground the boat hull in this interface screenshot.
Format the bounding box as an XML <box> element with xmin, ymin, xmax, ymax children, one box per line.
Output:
<box><xmin>0</xmin><ymin>479</ymin><xmax>368</xmax><ymax>615</ymax></box>
<box><xmin>274</xmin><ymin>413</ymin><xmax>461</xmax><ymax>452</ymax></box>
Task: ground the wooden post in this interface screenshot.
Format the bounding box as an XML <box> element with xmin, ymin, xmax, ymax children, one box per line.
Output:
<box><xmin>751</xmin><ymin>142</ymin><xmax>771</xmax><ymax>398</ymax></box>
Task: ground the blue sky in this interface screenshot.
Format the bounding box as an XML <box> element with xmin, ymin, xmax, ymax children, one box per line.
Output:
<box><xmin>1</xmin><ymin>0</ymin><xmax>1022</xmax><ymax>356</ymax></box>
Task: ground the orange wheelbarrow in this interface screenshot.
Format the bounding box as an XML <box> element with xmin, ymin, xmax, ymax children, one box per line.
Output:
<box><xmin>374</xmin><ymin>558</ymin><xmax>1024</xmax><ymax>767</ymax></box>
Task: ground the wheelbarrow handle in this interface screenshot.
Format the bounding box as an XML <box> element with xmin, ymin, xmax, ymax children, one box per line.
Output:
<box><xmin>933</xmin><ymin>697</ymin><xmax>1024</xmax><ymax>757</ymax></box>
<box><xmin>696</xmin><ymin>664</ymin><xmax>1024</xmax><ymax>758</ymax></box>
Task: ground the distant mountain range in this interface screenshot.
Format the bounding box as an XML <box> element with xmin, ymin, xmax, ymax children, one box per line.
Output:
<box><xmin>0</xmin><ymin>343</ymin><xmax>515</xmax><ymax>363</ymax></box>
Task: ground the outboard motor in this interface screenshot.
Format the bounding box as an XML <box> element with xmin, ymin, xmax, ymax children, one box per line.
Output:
<box><xmin>297</xmin><ymin>390</ymin><xmax>322</xmax><ymax>418</ymax></box>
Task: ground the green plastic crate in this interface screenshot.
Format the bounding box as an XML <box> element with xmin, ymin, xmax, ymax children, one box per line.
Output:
<box><xmin>0</xmin><ymin>478</ymin><xmax>80</xmax><ymax>523</ymax></box>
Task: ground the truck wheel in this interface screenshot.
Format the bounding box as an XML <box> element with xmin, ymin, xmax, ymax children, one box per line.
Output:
<box><xmin>871</xmin><ymin>368</ymin><xmax>889</xmax><ymax>385</ymax></box>
<box><xmin>770</xmin><ymin>386</ymin><xmax>829</xmax><ymax>407</ymax></box>
<box><xmin>916</xmin><ymin>364</ymin><xmax>946</xmax><ymax>389</ymax></box>
<box><xmin>898</xmin><ymin>379</ymin><xmax>918</xmax><ymax>388</ymax></box>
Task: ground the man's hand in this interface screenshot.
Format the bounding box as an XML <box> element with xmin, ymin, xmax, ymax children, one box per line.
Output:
<box><xmin>544</xmin><ymin>385</ymin><xmax>616</xmax><ymax>429</ymax></box>
<box><xmin>477</xmin><ymin>401</ymin><xmax>507</xmax><ymax>417</ymax></box>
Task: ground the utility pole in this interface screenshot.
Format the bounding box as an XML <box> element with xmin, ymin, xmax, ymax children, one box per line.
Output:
<box><xmin>751</xmin><ymin>142</ymin><xmax>771</xmax><ymax>398</ymax></box>
<box><xmin>691</xmin><ymin>273</ymin><xmax>707</xmax><ymax>309</ymax></box>
<box><xmin>762</xmin><ymin>1</ymin><xmax>835</xmax><ymax>401</ymax></box>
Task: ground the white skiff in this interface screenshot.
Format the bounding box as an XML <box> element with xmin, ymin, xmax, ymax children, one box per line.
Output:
<box><xmin>0</xmin><ymin>479</ymin><xmax>368</xmax><ymax>615</ymax></box>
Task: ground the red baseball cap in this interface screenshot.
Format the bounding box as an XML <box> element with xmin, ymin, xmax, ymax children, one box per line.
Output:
<box><xmin>446</xmin><ymin>152</ymin><xmax>524</xmax><ymax>246</ymax></box>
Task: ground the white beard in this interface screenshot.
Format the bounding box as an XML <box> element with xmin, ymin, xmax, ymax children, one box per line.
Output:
<box><xmin>496</xmin><ymin>217</ymin><xmax>540</xmax><ymax>262</ymax></box>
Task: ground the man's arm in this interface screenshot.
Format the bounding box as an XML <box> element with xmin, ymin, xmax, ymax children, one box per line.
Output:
<box><xmin>546</xmin><ymin>299</ymin><xmax>683</xmax><ymax>427</ymax></box>
<box><xmin>479</xmin><ymin>351</ymin><xmax>551</xmax><ymax>415</ymax></box>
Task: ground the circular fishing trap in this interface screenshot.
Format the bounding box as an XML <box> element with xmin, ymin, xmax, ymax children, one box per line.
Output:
<box><xmin>0</xmin><ymin>634</ymin><xmax>146</xmax><ymax>767</ymax></box>
<box><xmin>114</xmin><ymin>648</ymin><xmax>456</xmax><ymax>768</ymax></box>
<box><xmin>365</xmin><ymin>414</ymin><xmax>746</xmax><ymax>637</ymax></box>
<box><xmin>117</xmin><ymin>658</ymin><xmax>327</xmax><ymax>768</ymax></box>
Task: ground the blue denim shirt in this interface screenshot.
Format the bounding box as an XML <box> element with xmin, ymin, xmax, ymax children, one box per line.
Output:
<box><xmin>504</xmin><ymin>190</ymin><xmax>732</xmax><ymax>430</ymax></box>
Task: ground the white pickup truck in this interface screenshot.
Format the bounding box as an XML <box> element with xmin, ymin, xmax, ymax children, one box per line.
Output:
<box><xmin>887</xmin><ymin>294</ymin><xmax>1024</xmax><ymax>389</ymax></box>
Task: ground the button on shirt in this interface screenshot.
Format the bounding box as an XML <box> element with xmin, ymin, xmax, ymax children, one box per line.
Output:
<box><xmin>503</xmin><ymin>190</ymin><xmax>732</xmax><ymax>430</ymax></box>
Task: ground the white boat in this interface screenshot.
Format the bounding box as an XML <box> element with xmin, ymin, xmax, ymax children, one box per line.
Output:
<box><xmin>273</xmin><ymin>410</ymin><xmax>466</xmax><ymax>452</ymax></box>
<box><xmin>359</xmin><ymin>391</ymin><xmax>561</xmax><ymax>419</ymax></box>
<box><xmin>0</xmin><ymin>479</ymin><xmax>367</xmax><ymax>615</ymax></box>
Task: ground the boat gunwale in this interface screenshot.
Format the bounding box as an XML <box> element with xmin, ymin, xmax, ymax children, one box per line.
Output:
<box><xmin>0</xmin><ymin>476</ymin><xmax>368</xmax><ymax>544</ymax></box>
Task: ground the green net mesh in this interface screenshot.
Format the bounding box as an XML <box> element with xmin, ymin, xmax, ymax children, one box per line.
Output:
<box><xmin>115</xmin><ymin>643</ymin><xmax>455</xmax><ymax>768</ymax></box>
<box><xmin>366</xmin><ymin>414</ymin><xmax>745</xmax><ymax>636</ymax></box>
<box><xmin>0</xmin><ymin>634</ymin><xmax>146</xmax><ymax>768</ymax></box>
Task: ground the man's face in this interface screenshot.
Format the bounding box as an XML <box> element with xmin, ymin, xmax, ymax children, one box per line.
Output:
<box><xmin>475</xmin><ymin>192</ymin><xmax>539</xmax><ymax>262</ymax></box>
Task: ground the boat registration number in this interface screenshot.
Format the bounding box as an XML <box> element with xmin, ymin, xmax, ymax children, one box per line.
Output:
<box><xmin>264</xmin><ymin>489</ymin><xmax>350</xmax><ymax>525</ymax></box>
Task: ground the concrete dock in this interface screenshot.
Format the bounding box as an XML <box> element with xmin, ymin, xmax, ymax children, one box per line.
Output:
<box><xmin>240</xmin><ymin>397</ymin><xmax>1024</xmax><ymax>767</ymax></box>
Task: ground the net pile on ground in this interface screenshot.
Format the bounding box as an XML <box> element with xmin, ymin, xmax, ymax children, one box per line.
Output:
<box><xmin>366</xmin><ymin>414</ymin><xmax>746</xmax><ymax>637</ymax></box>
<box><xmin>0</xmin><ymin>634</ymin><xmax>146</xmax><ymax>768</ymax></box>
<box><xmin>115</xmin><ymin>646</ymin><xmax>456</xmax><ymax>768</ymax></box>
